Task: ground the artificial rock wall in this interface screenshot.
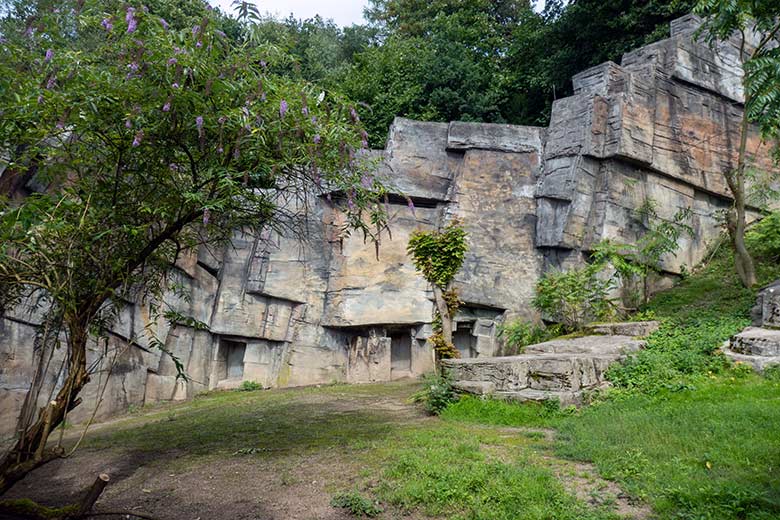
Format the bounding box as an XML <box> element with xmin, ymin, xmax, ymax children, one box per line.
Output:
<box><xmin>0</xmin><ymin>15</ymin><xmax>772</xmax><ymax>438</ymax></box>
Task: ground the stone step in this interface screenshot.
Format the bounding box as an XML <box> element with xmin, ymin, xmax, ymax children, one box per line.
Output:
<box><xmin>723</xmin><ymin>348</ymin><xmax>780</xmax><ymax>373</ymax></box>
<box><xmin>730</xmin><ymin>327</ymin><xmax>780</xmax><ymax>357</ymax></box>
<box><xmin>523</xmin><ymin>335</ymin><xmax>644</xmax><ymax>356</ymax></box>
<box><xmin>443</xmin><ymin>334</ymin><xmax>645</xmax><ymax>396</ymax></box>
<box><xmin>586</xmin><ymin>321</ymin><xmax>660</xmax><ymax>337</ymax></box>
<box><xmin>494</xmin><ymin>389</ymin><xmax>582</xmax><ymax>407</ymax></box>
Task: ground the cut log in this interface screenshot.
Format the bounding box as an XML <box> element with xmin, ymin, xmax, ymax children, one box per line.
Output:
<box><xmin>76</xmin><ymin>473</ymin><xmax>110</xmax><ymax>516</ymax></box>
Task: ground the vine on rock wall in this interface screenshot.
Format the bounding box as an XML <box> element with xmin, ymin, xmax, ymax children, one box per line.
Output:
<box><xmin>407</xmin><ymin>218</ymin><xmax>468</xmax><ymax>361</ymax></box>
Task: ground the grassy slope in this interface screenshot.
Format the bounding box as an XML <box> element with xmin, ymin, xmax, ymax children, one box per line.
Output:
<box><xmin>443</xmin><ymin>247</ymin><xmax>780</xmax><ymax>519</ymax></box>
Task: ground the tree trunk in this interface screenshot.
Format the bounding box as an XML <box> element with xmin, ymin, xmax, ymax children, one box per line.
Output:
<box><xmin>432</xmin><ymin>285</ymin><xmax>452</xmax><ymax>345</ymax></box>
<box><xmin>0</xmin><ymin>320</ymin><xmax>91</xmax><ymax>496</ymax></box>
<box><xmin>725</xmin><ymin>98</ymin><xmax>757</xmax><ymax>289</ymax></box>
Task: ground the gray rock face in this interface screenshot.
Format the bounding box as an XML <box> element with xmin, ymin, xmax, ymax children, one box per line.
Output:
<box><xmin>2</xmin><ymin>15</ymin><xmax>777</xmax><ymax>436</ymax></box>
<box><xmin>752</xmin><ymin>280</ymin><xmax>780</xmax><ymax>329</ymax></box>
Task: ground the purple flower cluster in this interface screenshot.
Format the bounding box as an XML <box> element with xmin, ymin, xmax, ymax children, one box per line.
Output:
<box><xmin>279</xmin><ymin>100</ymin><xmax>288</xmax><ymax>118</ymax></box>
<box><xmin>126</xmin><ymin>7</ymin><xmax>137</xmax><ymax>33</ymax></box>
<box><xmin>313</xmin><ymin>134</ymin><xmax>321</xmax><ymax>145</ymax></box>
<box><xmin>101</xmin><ymin>17</ymin><xmax>113</xmax><ymax>31</ymax></box>
<box><xmin>160</xmin><ymin>18</ymin><xmax>169</xmax><ymax>30</ymax></box>
<box><xmin>162</xmin><ymin>99</ymin><xmax>171</xmax><ymax>112</ymax></box>
<box><xmin>132</xmin><ymin>130</ymin><xmax>144</xmax><ymax>147</ymax></box>
<box><xmin>44</xmin><ymin>49</ymin><xmax>53</xmax><ymax>63</ymax></box>
<box><xmin>167</xmin><ymin>57</ymin><xmax>177</xmax><ymax>66</ymax></box>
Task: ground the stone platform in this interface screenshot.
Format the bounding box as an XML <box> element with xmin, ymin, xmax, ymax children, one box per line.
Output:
<box><xmin>443</xmin><ymin>323</ymin><xmax>658</xmax><ymax>406</ymax></box>
<box><xmin>725</xmin><ymin>281</ymin><xmax>780</xmax><ymax>372</ymax></box>
<box><xmin>725</xmin><ymin>327</ymin><xmax>780</xmax><ymax>372</ymax></box>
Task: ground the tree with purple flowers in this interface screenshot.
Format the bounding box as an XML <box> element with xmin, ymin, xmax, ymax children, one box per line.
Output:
<box><xmin>0</xmin><ymin>0</ymin><xmax>386</xmax><ymax>500</ymax></box>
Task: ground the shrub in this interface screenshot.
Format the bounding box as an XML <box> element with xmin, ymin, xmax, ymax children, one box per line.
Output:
<box><xmin>238</xmin><ymin>380</ymin><xmax>262</xmax><ymax>392</ymax></box>
<box><xmin>746</xmin><ymin>212</ymin><xmax>780</xmax><ymax>261</ymax></box>
<box><xmin>532</xmin><ymin>264</ymin><xmax>615</xmax><ymax>332</ymax></box>
<box><xmin>498</xmin><ymin>320</ymin><xmax>560</xmax><ymax>355</ymax></box>
<box><xmin>330</xmin><ymin>491</ymin><xmax>383</xmax><ymax>517</ymax></box>
<box><xmin>411</xmin><ymin>372</ymin><xmax>458</xmax><ymax>415</ymax></box>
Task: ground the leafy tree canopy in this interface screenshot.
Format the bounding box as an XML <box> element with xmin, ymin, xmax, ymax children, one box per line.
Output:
<box><xmin>0</xmin><ymin>0</ymin><xmax>385</xmax><ymax>493</ymax></box>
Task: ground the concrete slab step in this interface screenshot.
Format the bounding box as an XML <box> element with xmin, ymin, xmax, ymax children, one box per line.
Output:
<box><xmin>523</xmin><ymin>335</ymin><xmax>644</xmax><ymax>356</ymax></box>
<box><xmin>730</xmin><ymin>327</ymin><xmax>780</xmax><ymax>357</ymax></box>
<box><xmin>494</xmin><ymin>389</ymin><xmax>582</xmax><ymax>407</ymax></box>
<box><xmin>723</xmin><ymin>348</ymin><xmax>780</xmax><ymax>372</ymax></box>
<box><xmin>443</xmin><ymin>334</ymin><xmax>645</xmax><ymax>397</ymax></box>
<box><xmin>587</xmin><ymin>321</ymin><xmax>660</xmax><ymax>337</ymax></box>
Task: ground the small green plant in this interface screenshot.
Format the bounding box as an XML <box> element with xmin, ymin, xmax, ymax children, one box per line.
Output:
<box><xmin>498</xmin><ymin>320</ymin><xmax>560</xmax><ymax>355</ymax></box>
<box><xmin>330</xmin><ymin>491</ymin><xmax>383</xmax><ymax>518</ymax></box>
<box><xmin>410</xmin><ymin>371</ymin><xmax>458</xmax><ymax>415</ymax></box>
<box><xmin>238</xmin><ymin>380</ymin><xmax>263</xmax><ymax>392</ymax></box>
<box><xmin>763</xmin><ymin>364</ymin><xmax>780</xmax><ymax>381</ymax></box>
<box><xmin>532</xmin><ymin>263</ymin><xmax>615</xmax><ymax>332</ymax></box>
<box><xmin>730</xmin><ymin>361</ymin><xmax>754</xmax><ymax>379</ymax></box>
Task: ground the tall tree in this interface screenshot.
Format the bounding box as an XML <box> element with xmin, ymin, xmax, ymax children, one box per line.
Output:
<box><xmin>0</xmin><ymin>0</ymin><xmax>385</xmax><ymax>495</ymax></box>
<box><xmin>695</xmin><ymin>0</ymin><xmax>780</xmax><ymax>287</ymax></box>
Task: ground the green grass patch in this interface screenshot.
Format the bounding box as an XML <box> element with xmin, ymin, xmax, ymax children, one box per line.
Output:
<box><xmin>555</xmin><ymin>377</ymin><xmax>780</xmax><ymax>519</ymax></box>
<box><xmin>373</xmin><ymin>424</ymin><xmax>619</xmax><ymax>520</ymax></box>
<box><xmin>441</xmin><ymin>395</ymin><xmax>564</xmax><ymax>429</ymax></box>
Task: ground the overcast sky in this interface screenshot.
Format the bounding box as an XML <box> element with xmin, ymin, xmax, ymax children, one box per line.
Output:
<box><xmin>211</xmin><ymin>0</ymin><xmax>370</xmax><ymax>27</ymax></box>
<box><xmin>212</xmin><ymin>1</ymin><xmax>547</xmax><ymax>27</ymax></box>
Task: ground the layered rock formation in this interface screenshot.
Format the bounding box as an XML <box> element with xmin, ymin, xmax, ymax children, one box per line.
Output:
<box><xmin>1</xmin><ymin>15</ymin><xmax>774</xmax><ymax>437</ymax></box>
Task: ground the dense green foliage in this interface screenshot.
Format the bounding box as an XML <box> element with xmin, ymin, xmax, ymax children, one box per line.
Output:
<box><xmin>497</xmin><ymin>320</ymin><xmax>559</xmax><ymax>355</ymax></box>
<box><xmin>241</xmin><ymin>0</ymin><xmax>695</xmax><ymax>146</ymax></box>
<box><xmin>532</xmin><ymin>262</ymin><xmax>615</xmax><ymax>332</ymax></box>
<box><xmin>407</xmin><ymin>219</ymin><xmax>468</xmax><ymax>290</ymax></box>
<box><xmin>604</xmin><ymin>236</ymin><xmax>780</xmax><ymax>395</ymax></box>
<box><xmin>746</xmin><ymin>212</ymin><xmax>780</xmax><ymax>263</ymax></box>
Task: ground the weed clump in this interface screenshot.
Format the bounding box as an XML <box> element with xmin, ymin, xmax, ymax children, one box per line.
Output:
<box><xmin>238</xmin><ymin>380</ymin><xmax>262</xmax><ymax>392</ymax></box>
<box><xmin>410</xmin><ymin>372</ymin><xmax>458</xmax><ymax>415</ymax></box>
<box><xmin>330</xmin><ymin>491</ymin><xmax>383</xmax><ymax>517</ymax></box>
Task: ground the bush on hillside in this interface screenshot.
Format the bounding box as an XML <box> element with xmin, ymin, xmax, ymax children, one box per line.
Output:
<box><xmin>746</xmin><ymin>212</ymin><xmax>780</xmax><ymax>262</ymax></box>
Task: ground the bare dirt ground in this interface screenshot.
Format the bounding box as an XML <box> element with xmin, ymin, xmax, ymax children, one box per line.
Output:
<box><xmin>2</xmin><ymin>382</ymin><xmax>646</xmax><ymax>520</ymax></box>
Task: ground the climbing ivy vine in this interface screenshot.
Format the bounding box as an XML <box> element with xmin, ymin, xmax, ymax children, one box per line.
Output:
<box><xmin>407</xmin><ymin>219</ymin><xmax>468</xmax><ymax>360</ymax></box>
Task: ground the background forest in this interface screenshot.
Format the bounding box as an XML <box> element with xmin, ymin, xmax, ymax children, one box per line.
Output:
<box><xmin>239</xmin><ymin>0</ymin><xmax>697</xmax><ymax>147</ymax></box>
